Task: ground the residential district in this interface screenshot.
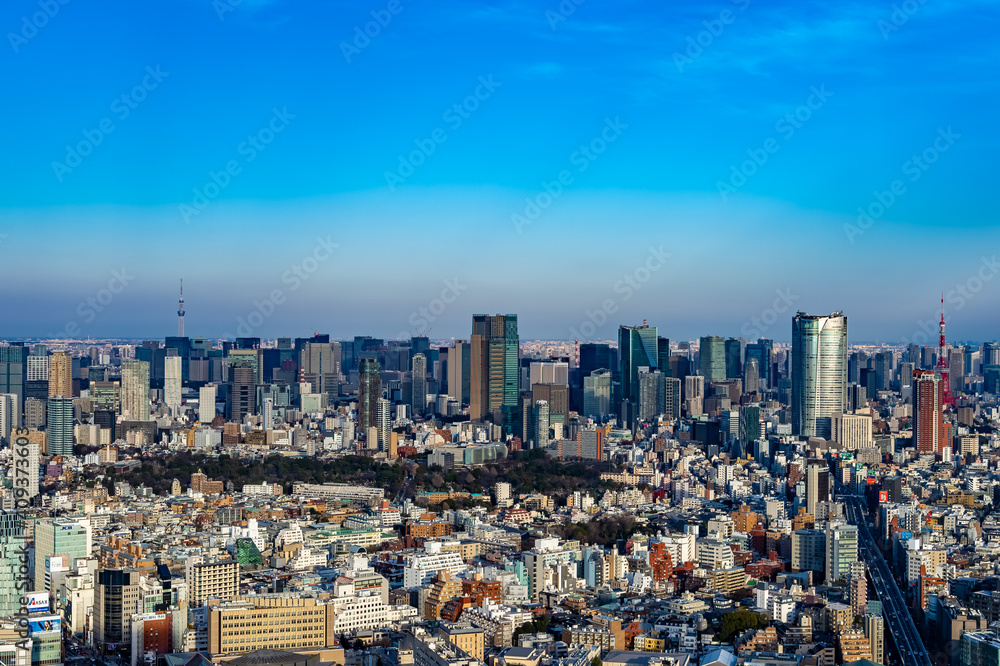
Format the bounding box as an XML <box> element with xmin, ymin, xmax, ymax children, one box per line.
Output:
<box><xmin>2</xmin><ymin>308</ymin><xmax>1000</xmax><ymax>666</ymax></box>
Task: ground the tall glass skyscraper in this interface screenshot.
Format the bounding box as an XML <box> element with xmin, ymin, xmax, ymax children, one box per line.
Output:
<box><xmin>699</xmin><ymin>336</ymin><xmax>726</xmax><ymax>382</ymax></box>
<box><xmin>792</xmin><ymin>312</ymin><xmax>848</xmax><ymax>438</ymax></box>
<box><xmin>470</xmin><ymin>314</ymin><xmax>519</xmax><ymax>423</ymax></box>
<box><xmin>618</xmin><ymin>325</ymin><xmax>658</xmax><ymax>406</ymax></box>
<box><xmin>358</xmin><ymin>358</ymin><xmax>382</xmax><ymax>432</ymax></box>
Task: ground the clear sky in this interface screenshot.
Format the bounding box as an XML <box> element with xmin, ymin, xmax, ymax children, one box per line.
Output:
<box><xmin>2</xmin><ymin>0</ymin><xmax>998</xmax><ymax>343</ymax></box>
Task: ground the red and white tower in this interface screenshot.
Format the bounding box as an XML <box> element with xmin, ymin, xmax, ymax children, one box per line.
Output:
<box><xmin>935</xmin><ymin>293</ymin><xmax>956</xmax><ymax>407</ymax></box>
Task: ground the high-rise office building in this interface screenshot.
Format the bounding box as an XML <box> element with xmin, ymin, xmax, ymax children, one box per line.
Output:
<box><xmin>446</xmin><ymin>341</ymin><xmax>471</xmax><ymax>407</ymax></box>
<box><xmin>164</xmin><ymin>355</ymin><xmax>182</xmax><ymax>409</ymax></box>
<box><xmin>0</xmin><ymin>345</ymin><xmax>26</xmax><ymax>419</ymax></box>
<box><xmin>665</xmin><ymin>377</ymin><xmax>681</xmax><ymax>420</ymax></box>
<box><xmin>27</xmin><ymin>351</ymin><xmax>49</xmax><ymax>405</ymax></box>
<box><xmin>745</xmin><ymin>339</ymin><xmax>773</xmax><ymax>389</ymax></box>
<box><xmin>529</xmin><ymin>361</ymin><xmax>569</xmax><ymax>388</ymax></box>
<box><xmin>638</xmin><ymin>368</ymin><xmax>666</xmax><ymax>422</ymax></box>
<box><xmin>913</xmin><ymin>369</ymin><xmax>944</xmax><ymax>455</ymax></box>
<box><xmin>791</xmin><ymin>312</ymin><xmax>848</xmax><ymax>439</ymax></box>
<box><xmin>33</xmin><ymin>517</ymin><xmax>91</xmax><ymax>592</ymax></box>
<box><xmin>532</xmin><ymin>383</ymin><xmax>567</xmax><ymax>427</ymax></box>
<box><xmin>0</xmin><ymin>393</ymin><xmax>17</xmax><ymax>444</ymax></box>
<box><xmin>229</xmin><ymin>366</ymin><xmax>256</xmax><ymax>421</ymax></box>
<box><xmin>199</xmin><ymin>383</ymin><xmax>217</xmax><ymax>423</ymax></box>
<box><xmin>806</xmin><ymin>458</ymin><xmax>830</xmax><ymax>517</ymax></box>
<box><xmin>825</xmin><ymin>521</ymin><xmax>859</xmax><ymax>582</ymax></box>
<box><xmin>583</xmin><ymin>369</ymin><xmax>612</xmax><ymax>419</ymax></box>
<box><xmin>94</xmin><ymin>568</ymin><xmax>142</xmax><ymax>653</ymax></box>
<box><xmin>533</xmin><ymin>400</ymin><xmax>549</xmax><ymax>449</ymax></box>
<box><xmin>412</xmin><ymin>353</ymin><xmax>427</xmax><ymax>417</ymax></box>
<box><xmin>46</xmin><ymin>396</ymin><xmax>74</xmax><ymax>457</ymax></box>
<box><xmin>48</xmin><ymin>351</ymin><xmax>72</xmax><ymax>398</ymax></box>
<box><xmin>24</xmin><ymin>397</ymin><xmax>45</xmax><ymax>429</ymax></box>
<box><xmin>301</xmin><ymin>341</ymin><xmax>341</xmax><ymax>398</ymax></box>
<box><xmin>724</xmin><ymin>338</ymin><xmax>743</xmax><ymax>379</ymax></box>
<box><xmin>684</xmin><ymin>375</ymin><xmax>704</xmax><ymax>417</ymax></box>
<box><xmin>0</xmin><ymin>512</ymin><xmax>25</xmax><ymax>616</ymax></box>
<box><xmin>121</xmin><ymin>360</ymin><xmax>151</xmax><ymax>421</ymax></box>
<box><xmin>744</xmin><ymin>357</ymin><xmax>760</xmax><ymax>394</ymax></box>
<box><xmin>619</xmin><ymin>325</ymin><xmax>658</xmax><ymax>406</ymax></box>
<box><xmin>470</xmin><ymin>314</ymin><xmax>519</xmax><ymax>423</ymax></box>
<box><xmin>579</xmin><ymin>343</ymin><xmax>613</xmax><ymax>380</ymax></box>
<box><xmin>739</xmin><ymin>404</ymin><xmax>762</xmax><ymax>454</ymax></box>
<box><xmin>376</xmin><ymin>397</ymin><xmax>391</xmax><ymax>452</ymax></box>
<box><xmin>699</xmin><ymin>336</ymin><xmax>726</xmax><ymax>383</ymax></box>
<box><xmin>358</xmin><ymin>358</ymin><xmax>382</xmax><ymax>432</ymax></box>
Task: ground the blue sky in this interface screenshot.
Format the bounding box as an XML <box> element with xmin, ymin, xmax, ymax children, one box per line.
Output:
<box><xmin>2</xmin><ymin>0</ymin><xmax>998</xmax><ymax>342</ymax></box>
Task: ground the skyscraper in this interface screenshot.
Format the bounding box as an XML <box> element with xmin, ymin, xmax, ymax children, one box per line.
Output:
<box><xmin>0</xmin><ymin>512</ymin><xmax>25</xmax><ymax>616</ymax></box>
<box><xmin>164</xmin><ymin>355</ymin><xmax>182</xmax><ymax>409</ymax></box>
<box><xmin>48</xmin><ymin>351</ymin><xmax>72</xmax><ymax>397</ymax></box>
<box><xmin>412</xmin><ymin>353</ymin><xmax>427</xmax><ymax>417</ymax></box>
<box><xmin>745</xmin><ymin>339</ymin><xmax>773</xmax><ymax>389</ymax></box>
<box><xmin>744</xmin><ymin>357</ymin><xmax>760</xmax><ymax>394</ymax></box>
<box><xmin>533</xmin><ymin>400</ymin><xmax>549</xmax><ymax>449</ymax></box>
<box><xmin>446</xmin><ymin>341</ymin><xmax>471</xmax><ymax>406</ymax></box>
<box><xmin>699</xmin><ymin>336</ymin><xmax>726</xmax><ymax>383</ymax></box>
<box><xmin>583</xmin><ymin>369</ymin><xmax>612</xmax><ymax>419</ymax></box>
<box><xmin>470</xmin><ymin>314</ymin><xmax>519</xmax><ymax>423</ymax></box>
<box><xmin>229</xmin><ymin>365</ymin><xmax>256</xmax><ymax>421</ymax></box>
<box><xmin>358</xmin><ymin>357</ymin><xmax>382</xmax><ymax>432</ymax></box>
<box><xmin>376</xmin><ymin>397</ymin><xmax>391</xmax><ymax>452</ymax></box>
<box><xmin>806</xmin><ymin>458</ymin><xmax>830</xmax><ymax>517</ymax></box>
<box><xmin>791</xmin><ymin>312</ymin><xmax>848</xmax><ymax>439</ymax></box>
<box><xmin>121</xmin><ymin>360</ymin><xmax>151</xmax><ymax>421</ymax></box>
<box><xmin>579</xmin><ymin>343</ymin><xmax>613</xmax><ymax>380</ymax></box>
<box><xmin>301</xmin><ymin>341</ymin><xmax>341</xmax><ymax>398</ymax></box>
<box><xmin>637</xmin><ymin>368</ymin><xmax>666</xmax><ymax>422</ymax></box>
<box><xmin>46</xmin><ymin>396</ymin><xmax>74</xmax><ymax>457</ymax></box>
<box><xmin>0</xmin><ymin>393</ymin><xmax>18</xmax><ymax>444</ymax></box>
<box><xmin>618</xmin><ymin>324</ymin><xmax>658</xmax><ymax>406</ymax></box>
<box><xmin>724</xmin><ymin>337</ymin><xmax>743</xmax><ymax>379</ymax></box>
<box><xmin>0</xmin><ymin>345</ymin><xmax>26</xmax><ymax>420</ymax></box>
<box><xmin>199</xmin><ymin>383</ymin><xmax>217</xmax><ymax>423</ymax></box>
<box><xmin>913</xmin><ymin>369</ymin><xmax>943</xmax><ymax>455</ymax></box>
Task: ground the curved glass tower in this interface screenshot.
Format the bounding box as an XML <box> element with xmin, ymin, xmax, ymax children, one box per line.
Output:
<box><xmin>792</xmin><ymin>312</ymin><xmax>848</xmax><ymax>439</ymax></box>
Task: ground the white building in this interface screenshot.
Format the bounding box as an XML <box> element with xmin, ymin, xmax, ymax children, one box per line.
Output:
<box><xmin>403</xmin><ymin>542</ymin><xmax>465</xmax><ymax>588</ymax></box>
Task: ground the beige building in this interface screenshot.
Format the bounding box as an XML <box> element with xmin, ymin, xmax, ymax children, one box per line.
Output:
<box><xmin>187</xmin><ymin>559</ymin><xmax>239</xmax><ymax>606</ymax></box>
<box><xmin>207</xmin><ymin>595</ymin><xmax>335</xmax><ymax>657</ymax></box>
<box><xmin>49</xmin><ymin>351</ymin><xmax>72</xmax><ymax>397</ymax></box>
<box><xmin>439</xmin><ymin>623</ymin><xmax>485</xmax><ymax>661</ymax></box>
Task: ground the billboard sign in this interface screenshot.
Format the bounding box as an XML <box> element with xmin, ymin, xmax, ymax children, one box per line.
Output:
<box><xmin>28</xmin><ymin>616</ymin><xmax>60</xmax><ymax>634</ymax></box>
<box><xmin>26</xmin><ymin>592</ymin><xmax>50</xmax><ymax>614</ymax></box>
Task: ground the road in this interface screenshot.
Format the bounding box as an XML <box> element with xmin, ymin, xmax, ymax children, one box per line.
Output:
<box><xmin>839</xmin><ymin>489</ymin><xmax>932</xmax><ymax>666</ymax></box>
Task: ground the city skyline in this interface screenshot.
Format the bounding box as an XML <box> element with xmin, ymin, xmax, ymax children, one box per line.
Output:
<box><xmin>3</xmin><ymin>0</ymin><xmax>999</xmax><ymax>341</ymax></box>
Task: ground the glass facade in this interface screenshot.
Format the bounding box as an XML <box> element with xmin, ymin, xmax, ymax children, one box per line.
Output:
<box><xmin>792</xmin><ymin>312</ymin><xmax>848</xmax><ymax>438</ymax></box>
